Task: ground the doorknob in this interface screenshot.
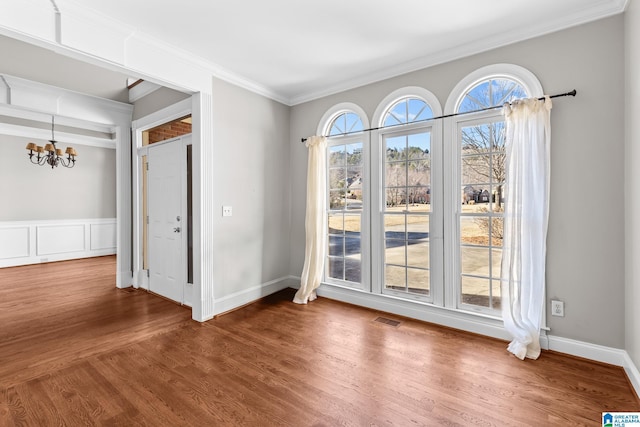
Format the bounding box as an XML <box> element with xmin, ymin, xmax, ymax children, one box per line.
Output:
<box><xmin>173</xmin><ymin>227</ymin><xmax>181</xmax><ymax>233</ymax></box>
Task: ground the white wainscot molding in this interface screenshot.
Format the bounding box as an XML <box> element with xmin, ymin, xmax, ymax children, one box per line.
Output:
<box><xmin>0</xmin><ymin>218</ymin><xmax>116</xmax><ymax>268</ymax></box>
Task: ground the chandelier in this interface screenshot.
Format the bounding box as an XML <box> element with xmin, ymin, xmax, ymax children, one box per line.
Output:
<box><xmin>25</xmin><ymin>116</ymin><xmax>77</xmax><ymax>168</ymax></box>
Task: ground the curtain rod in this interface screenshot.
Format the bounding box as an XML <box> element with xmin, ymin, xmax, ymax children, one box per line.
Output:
<box><xmin>300</xmin><ymin>89</ymin><xmax>576</xmax><ymax>143</ymax></box>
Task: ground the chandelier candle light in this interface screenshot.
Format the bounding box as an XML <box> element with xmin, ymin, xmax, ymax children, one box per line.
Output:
<box><xmin>25</xmin><ymin>116</ymin><xmax>77</xmax><ymax>168</ymax></box>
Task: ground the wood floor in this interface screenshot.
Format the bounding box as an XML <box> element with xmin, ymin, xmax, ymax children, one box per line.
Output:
<box><xmin>0</xmin><ymin>256</ymin><xmax>638</xmax><ymax>426</ymax></box>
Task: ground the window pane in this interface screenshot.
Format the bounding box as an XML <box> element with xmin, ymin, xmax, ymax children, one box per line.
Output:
<box><xmin>407</xmin><ymin>241</ymin><xmax>429</xmax><ymax>269</ymax></box>
<box><xmin>329</xmin><ymin>146</ymin><xmax>345</xmax><ymax>167</ymax></box>
<box><xmin>491</xmin><ymin>248</ymin><xmax>502</xmax><ymax>278</ymax></box>
<box><xmin>460</xmin><ymin>216</ymin><xmax>489</xmax><ymax>246</ymax></box>
<box><xmin>386</xmin><ymin>136</ymin><xmax>406</xmax><ymax>161</ymax></box>
<box><xmin>345</xmin><ymin>113</ymin><xmax>363</xmax><ymax>133</ymax></box>
<box><xmin>329</xmin><ymin>112</ymin><xmax>363</xmax><ymax>136</ymax></box>
<box><xmin>346</xmin><ymin>144</ymin><xmax>363</xmax><ymax>165</ymax></box>
<box><xmin>329</xmin><ymin>168</ymin><xmax>346</xmax><ymax>189</ymax></box>
<box><xmin>329</xmin><ymin>190</ymin><xmax>346</xmax><ymax>210</ymax></box>
<box><xmin>328</xmin><ymin>213</ymin><xmax>344</xmax><ymax>234</ymax></box>
<box><xmin>461</xmin><ymin>276</ymin><xmax>491</xmax><ymax>307</ymax></box>
<box><xmin>491</xmin><ymin>217</ymin><xmax>503</xmax><ymax>247</ymax></box>
<box><xmin>492</xmin><ymin>153</ymin><xmax>506</xmax><ymax>186</ymax></box>
<box><xmin>458</xmin><ymin>79</ymin><xmax>528</xmax><ymax>113</ymax></box>
<box><xmin>385</xmin><ymin>264</ymin><xmax>406</xmax><ymax>290</ymax></box>
<box><xmin>344</xmin><ymin>213</ymin><xmax>361</xmax><ymax>234</ymax></box>
<box><xmin>408</xmin><ymin>98</ymin><xmax>432</xmax><ymax>122</ymax></box>
<box><xmin>462</xmin><ymin>155</ymin><xmax>490</xmax><ymax>186</ymax></box>
<box><xmin>492</xmin><ymin>122</ymin><xmax>506</xmax><ymax>151</ymax></box>
<box><xmin>326</xmin><ymin>139</ymin><xmax>364</xmax><ymax>287</ymax></box>
<box><xmin>457</xmin><ymin>91</ymin><xmax>517</xmax><ymax>312</ymax></box>
<box><xmin>345</xmin><ymin>257</ymin><xmax>361</xmax><ymax>283</ymax></box>
<box><xmin>328</xmin><ymin>257</ymin><xmax>344</xmax><ymax>281</ymax></box>
<box><xmin>329</xmin><ymin>235</ymin><xmax>344</xmax><ymax>257</ymax></box>
<box><xmin>347</xmin><ymin>165</ymin><xmax>362</xmax><ymax>186</ymax></box>
<box><xmin>406</xmin><ymin>215</ymin><xmax>428</xmax><ymax>237</ymax></box>
<box><xmin>389</xmin><ymin>102</ymin><xmax>407</xmax><ymax>124</ymax></box>
<box><xmin>407</xmin><ymin>161</ymin><xmax>430</xmax><ymax>187</ymax></box>
<box><xmin>462</xmin><ymin>124</ymin><xmax>491</xmax><ymax>153</ymax></box>
<box><xmin>384</xmin><ymin>98</ymin><xmax>433</xmax><ymax>126</ymax></box>
<box><xmin>407</xmin><ymin>187</ymin><xmax>430</xmax><ymax>212</ymax></box>
<box><xmin>384</xmin><ymin>239</ymin><xmax>406</xmax><ymax>266</ymax></box>
<box><xmin>386</xmin><ymin>162</ymin><xmax>407</xmax><ymax>189</ymax></box>
<box><xmin>384</xmin><ymin>214</ymin><xmax>405</xmax><ymax>240</ymax></box>
<box><xmin>491</xmin><ymin>279</ymin><xmax>502</xmax><ymax>310</ymax></box>
<box><xmin>329</xmin><ymin>114</ymin><xmax>345</xmax><ymax>135</ymax></box>
<box><xmin>461</xmin><ymin>246</ymin><xmax>490</xmax><ymax>276</ymax></box>
<box><xmin>408</xmin><ymin>133</ymin><xmax>430</xmax><ymax>158</ymax></box>
<box><xmin>407</xmin><ymin>268</ymin><xmax>429</xmax><ymax>294</ymax></box>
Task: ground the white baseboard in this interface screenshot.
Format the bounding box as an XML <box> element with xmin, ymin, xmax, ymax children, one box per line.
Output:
<box><xmin>547</xmin><ymin>335</ymin><xmax>626</xmax><ymax>366</ymax></box>
<box><xmin>623</xmin><ymin>352</ymin><xmax>640</xmax><ymax>398</ymax></box>
<box><xmin>213</xmin><ymin>276</ymin><xmax>295</xmax><ymax>316</ymax></box>
<box><xmin>547</xmin><ymin>336</ymin><xmax>640</xmax><ymax>398</ymax></box>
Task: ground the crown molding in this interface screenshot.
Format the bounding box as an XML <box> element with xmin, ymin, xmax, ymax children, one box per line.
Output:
<box><xmin>288</xmin><ymin>0</ymin><xmax>627</xmax><ymax>105</ymax></box>
<box><xmin>1</xmin><ymin>0</ymin><xmax>628</xmax><ymax>107</ymax></box>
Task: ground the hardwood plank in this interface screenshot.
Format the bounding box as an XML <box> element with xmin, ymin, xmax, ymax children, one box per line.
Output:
<box><xmin>0</xmin><ymin>256</ymin><xmax>638</xmax><ymax>426</ymax></box>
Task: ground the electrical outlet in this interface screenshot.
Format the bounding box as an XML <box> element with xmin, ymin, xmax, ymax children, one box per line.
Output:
<box><xmin>551</xmin><ymin>300</ymin><xmax>564</xmax><ymax>317</ymax></box>
<box><xmin>222</xmin><ymin>206</ymin><xmax>232</xmax><ymax>217</ymax></box>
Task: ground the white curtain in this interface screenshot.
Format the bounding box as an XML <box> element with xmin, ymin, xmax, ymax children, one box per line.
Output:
<box><xmin>501</xmin><ymin>96</ymin><xmax>552</xmax><ymax>360</ymax></box>
<box><xmin>293</xmin><ymin>136</ymin><xmax>328</xmax><ymax>304</ymax></box>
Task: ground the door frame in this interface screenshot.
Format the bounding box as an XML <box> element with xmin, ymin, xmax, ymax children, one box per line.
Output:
<box><xmin>131</xmin><ymin>98</ymin><xmax>192</xmax><ymax>295</ymax></box>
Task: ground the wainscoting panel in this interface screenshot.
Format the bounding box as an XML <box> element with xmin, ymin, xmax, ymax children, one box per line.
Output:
<box><xmin>37</xmin><ymin>224</ymin><xmax>85</xmax><ymax>256</ymax></box>
<box><xmin>0</xmin><ymin>219</ymin><xmax>116</xmax><ymax>268</ymax></box>
<box><xmin>90</xmin><ymin>222</ymin><xmax>117</xmax><ymax>251</ymax></box>
<box><xmin>0</xmin><ymin>226</ymin><xmax>30</xmax><ymax>259</ymax></box>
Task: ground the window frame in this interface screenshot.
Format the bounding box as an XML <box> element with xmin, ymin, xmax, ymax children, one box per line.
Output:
<box><xmin>371</xmin><ymin>87</ymin><xmax>444</xmax><ymax>305</ymax></box>
<box><xmin>377</xmin><ymin>124</ymin><xmax>437</xmax><ymax>304</ymax></box>
<box><xmin>319</xmin><ymin>103</ymin><xmax>371</xmax><ymax>291</ymax></box>
<box><xmin>443</xmin><ymin>64</ymin><xmax>543</xmax><ymax>316</ymax></box>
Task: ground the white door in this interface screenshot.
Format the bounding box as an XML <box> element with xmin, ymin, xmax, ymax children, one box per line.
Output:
<box><xmin>148</xmin><ymin>139</ymin><xmax>184</xmax><ymax>303</ymax></box>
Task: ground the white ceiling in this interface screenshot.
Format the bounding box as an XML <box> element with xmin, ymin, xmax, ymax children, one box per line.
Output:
<box><xmin>69</xmin><ymin>0</ymin><xmax>626</xmax><ymax>105</ymax></box>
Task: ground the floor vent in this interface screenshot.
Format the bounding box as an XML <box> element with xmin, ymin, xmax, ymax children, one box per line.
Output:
<box><xmin>374</xmin><ymin>317</ymin><xmax>401</xmax><ymax>327</ymax></box>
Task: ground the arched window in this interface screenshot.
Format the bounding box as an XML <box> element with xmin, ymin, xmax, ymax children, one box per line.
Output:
<box><xmin>444</xmin><ymin>64</ymin><xmax>543</xmax><ymax>315</ymax></box>
<box><xmin>372</xmin><ymin>87</ymin><xmax>442</xmax><ymax>303</ymax></box>
<box><xmin>317</xmin><ymin>103</ymin><xmax>370</xmax><ymax>289</ymax></box>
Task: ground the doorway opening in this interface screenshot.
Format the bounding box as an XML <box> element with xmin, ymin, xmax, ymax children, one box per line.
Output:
<box><xmin>135</xmin><ymin>107</ymin><xmax>193</xmax><ymax>306</ymax></box>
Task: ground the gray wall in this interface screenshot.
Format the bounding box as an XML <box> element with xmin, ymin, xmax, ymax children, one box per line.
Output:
<box><xmin>0</xmin><ymin>135</ymin><xmax>116</xmax><ymax>220</ymax></box>
<box><xmin>625</xmin><ymin>3</ymin><xmax>640</xmax><ymax>368</ymax></box>
<box><xmin>211</xmin><ymin>77</ymin><xmax>291</xmax><ymax>298</ymax></box>
<box><xmin>290</xmin><ymin>16</ymin><xmax>625</xmax><ymax>348</ymax></box>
